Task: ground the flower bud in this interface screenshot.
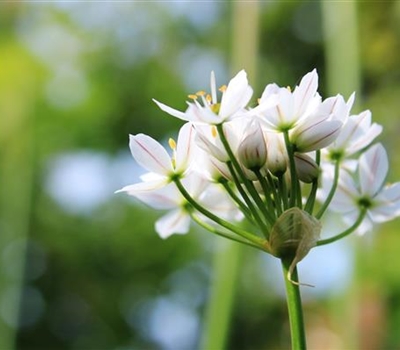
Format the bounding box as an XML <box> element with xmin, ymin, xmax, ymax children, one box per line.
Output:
<box><xmin>294</xmin><ymin>153</ymin><xmax>319</xmax><ymax>183</ymax></box>
<box><xmin>237</xmin><ymin>120</ymin><xmax>267</xmax><ymax>170</ymax></box>
<box><xmin>269</xmin><ymin>207</ymin><xmax>321</xmax><ymax>284</ymax></box>
<box><xmin>265</xmin><ymin>132</ymin><xmax>287</xmax><ymax>175</ymax></box>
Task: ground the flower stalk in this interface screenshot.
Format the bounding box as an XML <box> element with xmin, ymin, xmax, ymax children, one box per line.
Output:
<box><xmin>282</xmin><ymin>259</ymin><xmax>307</xmax><ymax>350</ymax></box>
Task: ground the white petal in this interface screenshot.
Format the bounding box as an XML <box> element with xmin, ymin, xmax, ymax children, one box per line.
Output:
<box><xmin>194</xmin><ymin>127</ymin><xmax>228</xmax><ymax>162</ymax></box>
<box><xmin>294</xmin><ymin>69</ymin><xmax>318</xmax><ymax>117</ymax></box>
<box><xmin>129</xmin><ymin>134</ymin><xmax>172</xmax><ymax>175</ymax></box>
<box><xmin>155</xmin><ymin>209</ymin><xmax>191</xmax><ymax>239</ymax></box>
<box><xmin>294</xmin><ymin>119</ymin><xmax>342</xmax><ymax>152</ymax></box>
<box><xmin>359</xmin><ymin>143</ymin><xmax>388</xmax><ymax>196</ymax></box>
<box><xmin>186</xmin><ymin>103</ymin><xmax>221</xmax><ymax>124</ymax></box>
<box><xmin>376</xmin><ymin>182</ymin><xmax>400</xmax><ymax>203</ymax></box>
<box><xmin>134</xmin><ymin>183</ymin><xmax>181</xmax><ymax>209</ymax></box>
<box><xmin>153</xmin><ymin>99</ymin><xmax>188</xmax><ymax>121</ymax></box>
<box><xmin>115</xmin><ymin>178</ymin><xmax>168</xmax><ymax>195</ymax></box>
<box><xmin>175</xmin><ymin>122</ymin><xmax>195</xmax><ymax>172</ymax></box>
<box><xmin>219</xmin><ymin>70</ymin><xmax>253</xmax><ymax>120</ymax></box>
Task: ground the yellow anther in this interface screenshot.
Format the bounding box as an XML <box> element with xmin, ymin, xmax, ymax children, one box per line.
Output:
<box><xmin>210</xmin><ymin>102</ymin><xmax>220</xmax><ymax>114</ymax></box>
<box><xmin>211</xmin><ymin>125</ymin><xmax>217</xmax><ymax>138</ymax></box>
<box><xmin>257</xmin><ymin>98</ymin><xmax>261</xmax><ymax>104</ymax></box>
<box><xmin>286</xmin><ymin>86</ymin><xmax>292</xmax><ymax>92</ymax></box>
<box><xmin>206</xmin><ymin>94</ymin><xmax>212</xmax><ymax>103</ymax></box>
<box><xmin>219</xmin><ymin>85</ymin><xmax>227</xmax><ymax>92</ymax></box>
<box><xmin>188</xmin><ymin>94</ymin><xmax>198</xmax><ymax>100</ymax></box>
<box><xmin>196</xmin><ymin>90</ymin><xmax>206</xmax><ymax>96</ymax></box>
<box><xmin>168</xmin><ymin>138</ymin><xmax>177</xmax><ymax>150</ymax></box>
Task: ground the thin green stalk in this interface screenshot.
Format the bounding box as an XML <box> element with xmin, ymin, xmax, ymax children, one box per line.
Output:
<box><xmin>283</xmin><ymin>130</ymin><xmax>301</xmax><ymax>208</ymax></box>
<box><xmin>316</xmin><ymin>160</ymin><xmax>340</xmax><ymax>219</ymax></box>
<box><xmin>281</xmin><ymin>259</ymin><xmax>307</xmax><ymax>350</ymax></box>
<box><xmin>304</xmin><ymin>179</ymin><xmax>318</xmax><ymax>215</ymax></box>
<box><xmin>190</xmin><ymin>213</ymin><xmax>267</xmax><ymax>252</ymax></box>
<box><xmin>217</xmin><ymin>124</ymin><xmax>275</xmax><ymax>226</ymax></box>
<box><xmin>317</xmin><ymin>208</ymin><xmax>367</xmax><ymax>246</ymax></box>
<box><xmin>174</xmin><ymin>178</ymin><xmax>268</xmax><ymax>249</ymax></box>
<box><xmin>304</xmin><ymin>150</ymin><xmax>320</xmax><ymax>214</ymax></box>
<box><xmin>226</xmin><ymin>161</ymin><xmax>271</xmax><ymax>232</ymax></box>
<box><xmin>220</xmin><ymin>180</ymin><xmax>256</xmax><ymax>224</ymax></box>
<box><xmin>266</xmin><ymin>172</ymin><xmax>284</xmax><ymax>216</ymax></box>
<box><xmin>278</xmin><ymin>174</ymin><xmax>290</xmax><ymax>210</ymax></box>
<box><xmin>254</xmin><ymin>169</ymin><xmax>278</xmax><ymax>219</ymax></box>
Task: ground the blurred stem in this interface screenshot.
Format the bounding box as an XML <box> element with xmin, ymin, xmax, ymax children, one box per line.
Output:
<box><xmin>321</xmin><ymin>1</ymin><xmax>361</xmax><ymax>98</ymax></box>
<box><xmin>200</xmin><ymin>239</ymin><xmax>243</xmax><ymax>350</ymax></box>
<box><xmin>321</xmin><ymin>2</ymin><xmax>361</xmax><ymax>350</ymax></box>
<box><xmin>281</xmin><ymin>260</ymin><xmax>307</xmax><ymax>350</ymax></box>
<box><xmin>317</xmin><ymin>208</ymin><xmax>367</xmax><ymax>246</ymax></box>
<box><xmin>200</xmin><ymin>1</ymin><xmax>260</xmax><ymax>350</ymax></box>
<box><xmin>0</xmin><ymin>45</ymin><xmax>38</xmax><ymax>350</ymax></box>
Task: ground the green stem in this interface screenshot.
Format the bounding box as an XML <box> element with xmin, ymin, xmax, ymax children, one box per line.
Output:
<box><xmin>254</xmin><ymin>169</ymin><xmax>278</xmax><ymax>219</ymax></box>
<box><xmin>304</xmin><ymin>151</ymin><xmax>320</xmax><ymax>215</ymax></box>
<box><xmin>226</xmin><ymin>161</ymin><xmax>271</xmax><ymax>232</ymax></box>
<box><xmin>190</xmin><ymin>213</ymin><xmax>268</xmax><ymax>252</ymax></box>
<box><xmin>200</xmin><ymin>238</ymin><xmax>242</xmax><ymax>350</ymax></box>
<box><xmin>283</xmin><ymin>131</ymin><xmax>301</xmax><ymax>208</ymax></box>
<box><xmin>174</xmin><ymin>178</ymin><xmax>269</xmax><ymax>250</ymax></box>
<box><xmin>220</xmin><ymin>179</ymin><xmax>254</xmax><ymax>221</ymax></box>
<box><xmin>281</xmin><ymin>259</ymin><xmax>307</xmax><ymax>350</ymax></box>
<box><xmin>316</xmin><ymin>160</ymin><xmax>340</xmax><ymax>219</ymax></box>
<box><xmin>217</xmin><ymin>124</ymin><xmax>275</xmax><ymax>227</ymax></box>
<box><xmin>278</xmin><ymin>173</ymin><xmax>289</xmax><ymax>210</ymax></box>
<box><xmin>317</xmin><ymin>208</ymin><xmax>367</xmax><ymax>246</ymax></box>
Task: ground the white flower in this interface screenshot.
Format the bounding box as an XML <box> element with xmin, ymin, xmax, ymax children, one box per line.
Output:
<box><xmin>326</xmin><ymin>109</ymin><xmax>382</xmax><ymax>159</ymax></box>
<box><xmin>290</xmin><ymin>94</ymin><xmax>347</xmax><ymax>152</ymax></box>
<box><xmin>254</xmin><ymin>69</ymin><xmax>319</xmax><ymax>131</ymax></box>
<box><xmin>322</xmin><ymin>143</ymin><xmax>400</xmax><ymax>234</ymax></box>
<box><xmin>116</xmin><ymin>122</ymin><xmax>195</xmax><ymax>194</ymax></box>
<box><xmin>153</xmin><ymin>70</ymin><xmax>256</xmax><ymax>124</ymax></box>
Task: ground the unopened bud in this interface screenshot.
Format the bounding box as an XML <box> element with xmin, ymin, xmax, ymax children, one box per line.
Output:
<box><xmin>238</xmin><ymin>121</ymin><xmax>267</xmax><ymax>170</ymax></box>
<box><xmin>294</xmin><ymin>153</ymin><xmax>319</xmax><ymax>183</ymax></box>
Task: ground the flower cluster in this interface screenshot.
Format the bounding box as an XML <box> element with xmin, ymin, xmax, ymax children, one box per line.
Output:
<box><xmin>117</xmin><ymin>69</ymin><xmax>400</xmax><ymax>277</ymax></box>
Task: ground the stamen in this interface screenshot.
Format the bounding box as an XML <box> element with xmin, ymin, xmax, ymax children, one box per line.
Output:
<box><xmin>286</xmin><ymin>86</ymin><xmax>292</xmax><ymax>92</ymax></box>
<box><xmin>188</xmin><ymin>94</ymin><xmax>198</xmax><ymax>100</ymax></box>
<box><xmin>168</xmin><ymin>138</ymin><xmax>177</xmax><ymax>150</ymax></box>
<box><xmin>219</xmin><ymin>85</ymin><xmax>227</xmax><ymax>93</ymax></box>
<box><xmin>196</xmin><ymin>90</ymin><xmax>206</xmax><ymax>96</ymax></box>
<box><xmin>211</xmin><ymin>125</ymin><xmax>217</xmax><ymax>138</ymax></box>
<box><xmin>206</xmin><ymin>94</ymin><xmax>212</xmax><ymax>103</ymax></box>
<box><xmin>257</xmin><ymin>98</ymin><xmax>261</xmax><ymax>104</ymax></box>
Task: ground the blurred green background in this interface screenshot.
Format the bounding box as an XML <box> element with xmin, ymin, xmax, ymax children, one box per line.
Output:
<box><xmin>1</xmin><ymin>1</ymin><xmax>400</xmax><ymax>349</ymax></box>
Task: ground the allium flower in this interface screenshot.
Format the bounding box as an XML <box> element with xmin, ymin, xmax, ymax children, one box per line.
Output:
<box><xmin>117</xmin><ymin>68</ymin><xmax>400</xmax><ymax>285</ymax></box>
<box><xmin>153</xmin><ymin>70</ymin><xmax>255</xmax><ymax>124</ymax></box>
<box><xmin>321</xmin><ymin>143</ymin><xmax>400</xmax><ymax>234</ymax></box>
<box><xmin>290</xmin><ymin>94</ymin><xmax>348</xmax><ymax>152</ymax></box>
<box><xmin>253</xmin><ymin>69</ymin><xmax>319</xmax><ymax>131</ymax></box>
<box><xmin>116</xmin><ymin>68</ymin><xmax>400</xmax><ymax>350</ymax></box>
<box><xmin>326</xmin><ymin>109</ymin><xmax>382</xmax><ymax>160</ymax></box>
<box><xmin>116</xmin><ymin>122</ymin><xmax>194</xmax><ymax>194</ymax></box>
